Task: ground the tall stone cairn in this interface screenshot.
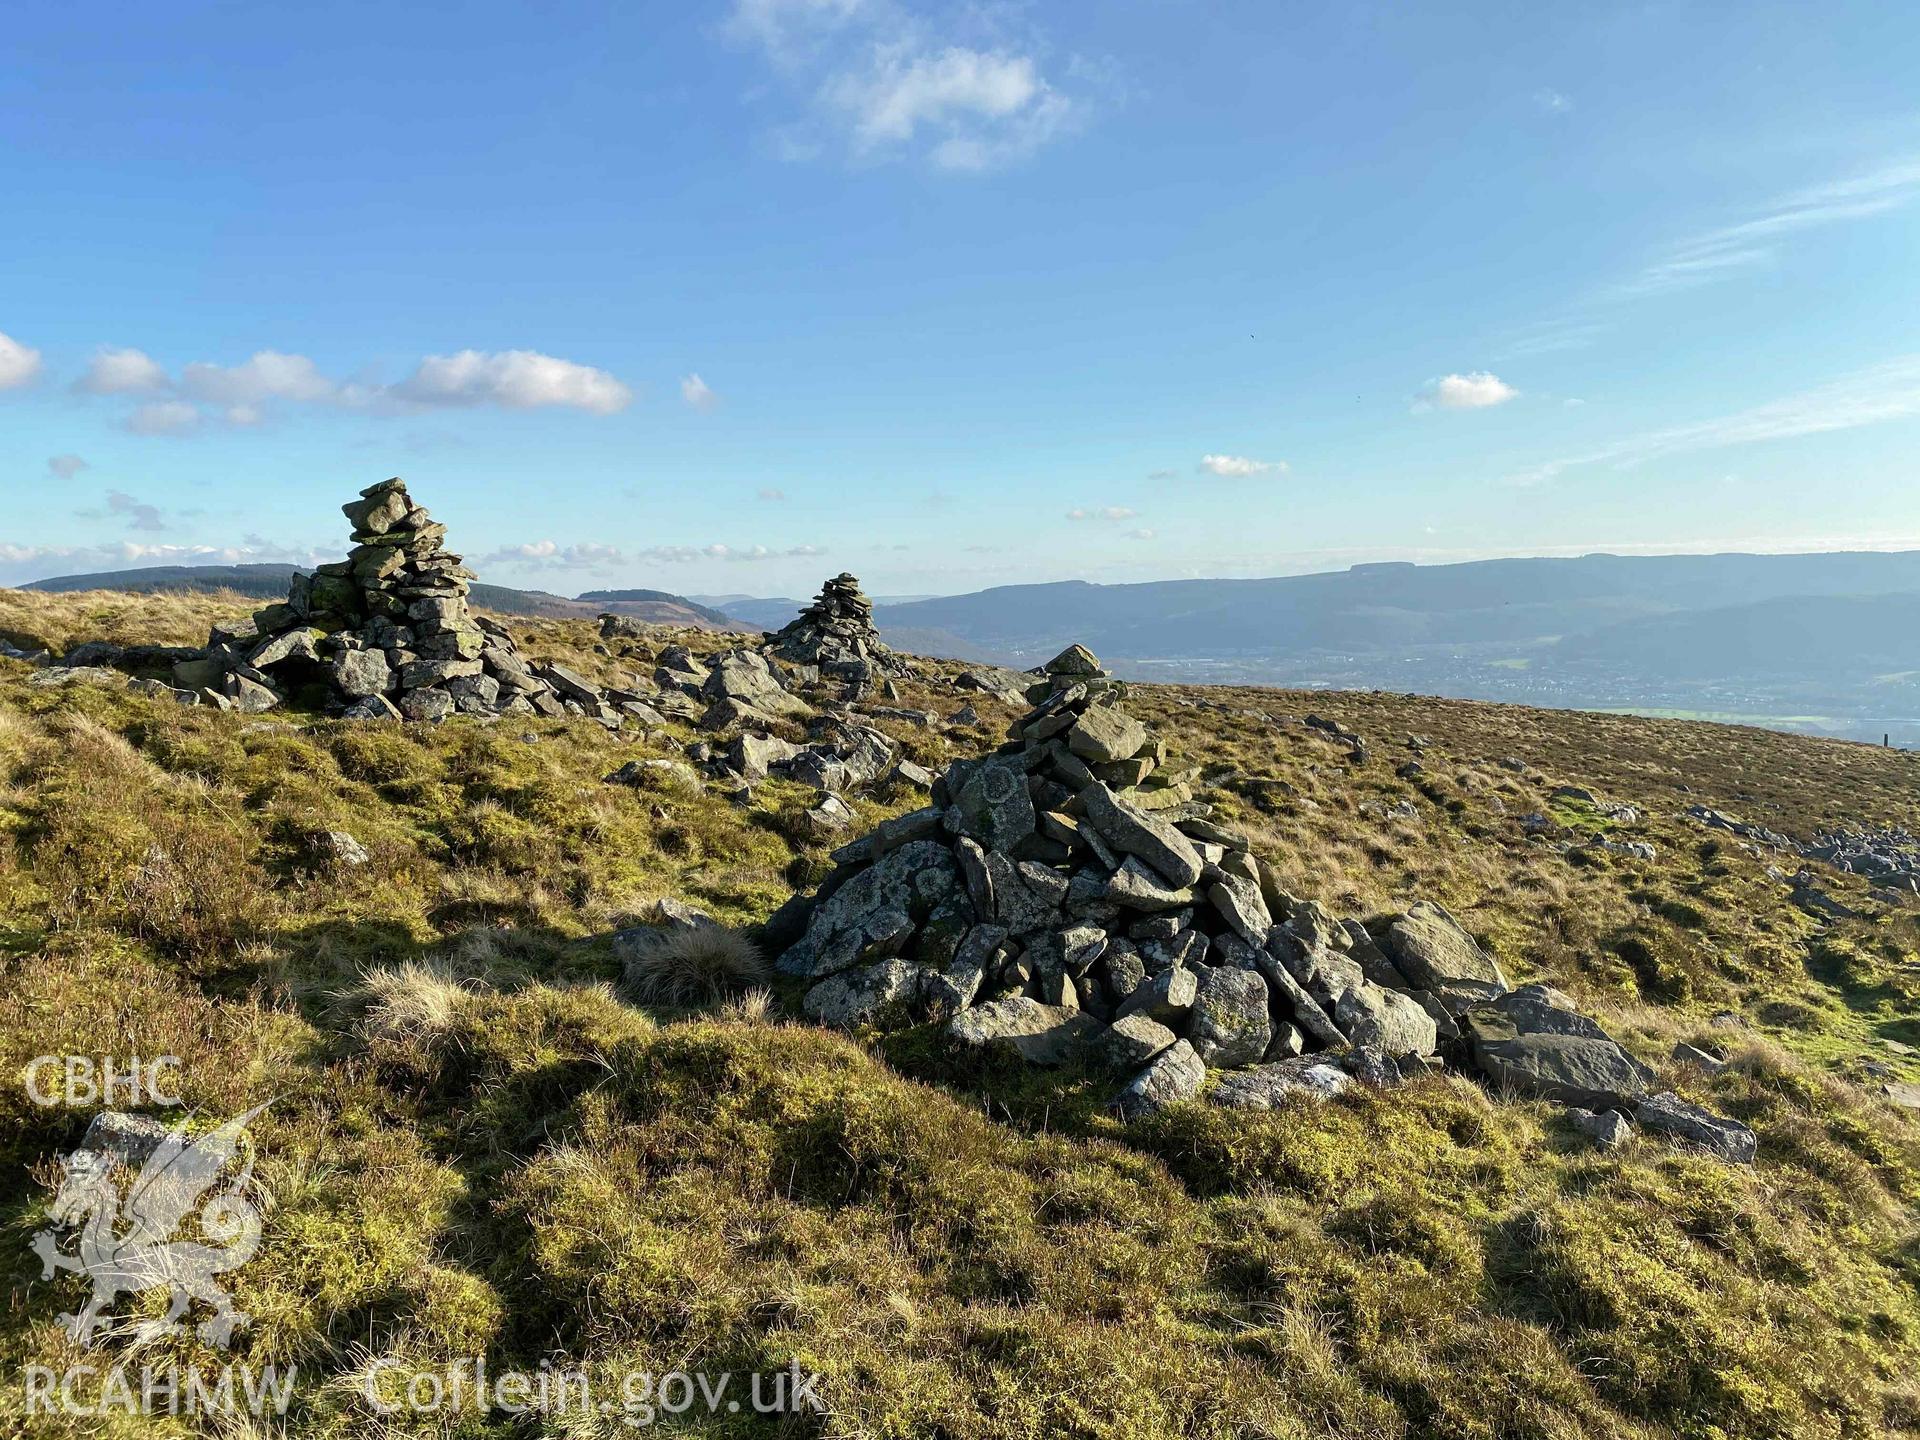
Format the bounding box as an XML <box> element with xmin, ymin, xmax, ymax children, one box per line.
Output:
<box><xmin>768</xmin><ymin>572</ymin><xmax>909</xmax><ymax>681</ymax></box>
<box><xmin>170</xmin><ymin>477</ymin><xmax>618</xmax><ymax>723</ymax></box>
<box><xmin>770</xmin><ymin>643</ymin><xmax>1464</xmax><ymax>1114</ymax></box>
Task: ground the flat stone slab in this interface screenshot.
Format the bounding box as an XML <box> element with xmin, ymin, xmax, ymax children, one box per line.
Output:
<box><xmin>1209</xmin><ymin>1058</ymin><xmax>1351</xmax><ymax>1110</ymax></box>
<box><xmin>946</xmin><ymin>997</ymin><xmax>1104</xmax><ymax>1065</ymax></box>
<box><xmin>1634</xmin><ymin>1090</ymin><xmax>1757</xmax><ymax>1163</ymax></box>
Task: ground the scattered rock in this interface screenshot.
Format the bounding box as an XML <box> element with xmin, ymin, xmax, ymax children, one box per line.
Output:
<box><xmin>1568</xmin><ymin>1107</ymin><xmax>1632</xmax><ymax>1147</ymax></box>
<box><xmin>1633</xmin><ymin>1091</ymin><xmax>1757</xmax><ymax>1164</ymax></box>
<box><xmin>1671</xmin><ymin>1041</ymin><xmax>1728</xmax><ymax>1073</ymax></box>
<box><xmin>308</xmin><ymin>830</ymin><xmax>371</xmax><ymax>866</ymax></box>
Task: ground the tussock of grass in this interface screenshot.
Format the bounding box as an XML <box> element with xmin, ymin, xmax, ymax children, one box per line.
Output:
<box><xmin>620</xmin><ymin>921</ymin><xmax>769</xmax><ymax>1008</ymax></box>
<box><xmin>351</xmin><ymin>960</ymin><xmax>480</xmax><ymax>1047</ymax></box>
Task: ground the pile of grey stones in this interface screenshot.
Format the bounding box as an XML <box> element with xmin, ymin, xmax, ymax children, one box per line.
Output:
<box><xmin>768</xmin><ymin>642</ymin><xmax>1758</xmax><ymax>1161</ymax></box>
<box><xmin>150</xmin><ymin>479</ymin><xmax>633</xmax><ymax>723</ymax></box>
<box><xmin>1690</xmin><ymin>804</ymin><xmax>1919</xmax><ymax>909</ymax></box>
<box><xmin>620</xmin><ymin>639</ymin><xmax>932</xmax><ymax>834</ymax></box>
<box><xmin>768</xmin><ymin>572</ymin><xmax>910</xmax><ymax>687</ymax></box>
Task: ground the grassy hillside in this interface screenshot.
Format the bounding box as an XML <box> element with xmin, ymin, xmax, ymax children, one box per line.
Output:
<box><xmin>2</xmin><ymin>587</ymin><xmax>1917</xmax><ymax>1439</ymax></box>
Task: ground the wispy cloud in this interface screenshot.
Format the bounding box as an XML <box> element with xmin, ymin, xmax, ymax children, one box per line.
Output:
<box><xmin>757</xmin><ymin>486</ymin><xmax>787</xmax><ymax>501</ymax></box>
<box><xmin>1065</xmin><ymin>505</ymin><xmax>1137</xmax><ymax>521</ymax></box>
<box><xmin>106</xmin><ymin>490</ymin><xmax>166</xmax><ymax>532</ymax></box>
<box><xmin>0</xmin><ymin>328</ymin><xmax>43</xmax><ymax>390</ymax></box>
<box><xmin>1199</xmin><ymin>453</ymin><xmax>1287</xmax><ymax>478</ymax></box>
<box><xmin>1511</xmin><ymin>354</ymin><xmax>1920</xmax><ymax>485</ymax></box>
<box><xmin>1496</xmin><ymin>153</ymin><xmax>1920</xmax><ymax>359</ymax></box>
<box><xmin>727</xmin><ymin>0</ymin><xmax>1095</xmax><ymax>171</ymax></box>
<box><xmin>47</xmin><ymin>453</ymin><xmax>89</xmax><ymax>480</ymax></box>
<box><xmin>680</xmin><ymin>372</ymin><xmax>719</xmax><ymax>411</ymax></box>
<box><xmin>124</xmin><ymin>400</ymin><xmax>203</xmax><ymax>436</ymax></box>
<box><xmin>480</xmin><ymin>539</ymin><xmax>827</xmax><ymax>571</ymax></box>
<box><xmin>1614</xmin><ymin>157</ymin><xmax>1920</xmax><ymax>300</ymax></box>
<box><xmin>1532</xmin><ymin>88</ymin><xmax>1572</xmax><ymax>115</ymax></box>
<box><xmin>1415</xmin><ymin>372</ymin><xmax>1518</xmax><ymax>411</ymax></box>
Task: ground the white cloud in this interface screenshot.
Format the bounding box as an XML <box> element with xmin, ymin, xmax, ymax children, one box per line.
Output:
<box><xmin>1511</xmin><ymin>353</ymin><xmax>1920</xmax><ymax>486</ymax></box>
<box><xmin>1125</xmin><ymin>528</ymin><xmax>1155</xmax><ymax>541</ymax></box>
<box><xmin>757</xmin><ymin>487</ymin><xmax>787</xmax><ymax>501</ymax></box>
<box><xmin>1417</xmin><ymin>372</ymin><xmax>1518</xmax><ymax>411</ymax></box>
<box><xmin>834</xmin><ymin>46</ymin><xmax>1034</xmax><ymax>143</ymax></box>
<box><xmin>124</xmin><ymin>400</ymin><xmax>203</xmax><ymax>436</ymax></box>
<box><xmin>181</xmin><ymin>350</ymin><xmax>337</xmax><ymax>406</ymax></box>
<box><xmin>75</xmin><ymin>346</ymin><xmax>169</xmax><ymax>395</ymax></box>
<box><xmin>680</xmin><ymin>372</ymin><xmax>719</xmax><ymax>411</ymax></box>
<box><xmin>642</xmin><ymin>542</ymin><xmax>827</xmax><ymax>563</ymax></box>
<box><xmin>47</xmin><ymin>454</ymin><xmax>89</xmax><ymax>480</ymax></box>
<box><xmin>1532</xmin><ymin>88</ymin><xmax>1572</xmax><ymax>114</ymax></box>
<box><xmin>479</xmin><ymin>540</ymin><xmax>629</xmax><ymax>570</ymax></box>
<box><xmin>1199</xmin><ymin>454</ymin><xmax>1287</xmax><ymax>477</ymax></box>
<box><xmin>0</xmin><ymin>329</ymin><xmax>43</xmax><ymax>390</ymax></box>
<box><xmin>77</xmin><ymin>344</ymin><xmax>636</xmax><ymax>430</ymax></box>
<box><xmin>1065</xmin><ymin>505</ymin><xmax>1138</xmax><ymax>521</ymax></box>
<box><xmin>729</xmin><ymin>1</ymin><xmax>1088</xmax><ymax>171</ymax></box>
<box><xmin>481</xmin><ymin>539</ymin><xmax>826</xmax><ymax>571</ymax></box>
<box><xmin>392</xmin><ymin>349</ymin><xmax>633</xmax><ymax>414</ymax></box>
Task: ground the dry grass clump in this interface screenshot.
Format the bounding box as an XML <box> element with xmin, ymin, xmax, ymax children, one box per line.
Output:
<box><xmin>620</xmin><ymin>921</ymin><xmax>769</xmax><ymax>1007</ymax></box>
<box><xmin>353</xmin><ymin>960</ymin><xmax>483</xmax><ymax>1047</ymax></box>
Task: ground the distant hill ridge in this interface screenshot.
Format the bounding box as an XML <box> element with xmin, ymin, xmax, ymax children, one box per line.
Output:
<box><xmin>863</xmin><ymin>550</ymin><xmax>1920</xmax><ymax>669</ymax></box>
<box><xmin>19</xmin><ymin>564</ymin><xmax>734</xmax><ymax>628</ymax></box>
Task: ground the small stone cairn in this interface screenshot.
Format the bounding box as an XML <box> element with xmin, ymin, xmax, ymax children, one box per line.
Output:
<box><xmin>769</xmin><ymin>573</ymin><xmax>909</xmax><ymax>683</ymax></box>
<box><xmin>771</xmin><ymin>642</ymin><xmax>1760</xmax><ymax>1156</ymax></box>
<box><xmin>168</xmin><ymin>478</ymin><xmax>618</xmax><ymax>722</ymax></box>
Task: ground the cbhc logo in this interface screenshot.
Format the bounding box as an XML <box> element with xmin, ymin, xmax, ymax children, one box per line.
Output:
<box><xmin>23</xmin><ymin>1056</ymin><xmax>182</xmax><ymax>1108</ymax></box>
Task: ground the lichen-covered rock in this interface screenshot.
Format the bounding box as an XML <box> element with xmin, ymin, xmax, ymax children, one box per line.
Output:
<box><xmin>1115</xmin><ymin>966</ymin><xmax>1198</xmax><ymax>1026</ymax></box>
<box><xmin>803</xmin><ymin>959</ymin><xmax>924</xmax><ymax>1028</ymax></box>
<box><xmin>1335</xmin><ymin>982</ymin><xmax>1439</xmax><ymax>1059</ymax></box>
<box><xmin>1116</xmin><ymin>1039</ymin><xmax>1206</xmax><ymax>1118</ymax></box>
<box><xmin>1081</xmin><ymin>784</ymin><xmax>1203</xmax><ymax>888</ymax></box>
<box><xmin>1186</xmin><ymin>964</ymin><xmax>1272</xmax><ymax>1067</ymax></box>
<box><xmin>1208</xmin><ymin>1057</ymin><xmax>1351</xmax><ymax>1109</ymax></box>
<box><xmin>947</xmin><ymin>997</ymin><xmax>1104</xmax><ymax>1064</ymax></box>
<box><xmin>1100</xmin><ymin>1013</ymin><xmax>1177</xmax><ymax>1067</ymax></box>
<box><xmin>778</xmin><ymin>840</ymin><xmax>960</xmax><ymax>979</ymax></box>
<box><xmin>1466</xmin><ymin>986</ymin><xmax>1656</xmax><ymax>1110</ymax></box>
<box><xmin>1384</xmin><ymin>900</ymin><xmax>1509</xmax><ymax>992</ymax></box>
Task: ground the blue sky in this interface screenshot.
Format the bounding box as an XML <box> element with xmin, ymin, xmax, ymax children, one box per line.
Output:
<box><xmin>3</xmin><ymin>1</ymin><xmax>1919</xmax><ymax>598</ymax></box>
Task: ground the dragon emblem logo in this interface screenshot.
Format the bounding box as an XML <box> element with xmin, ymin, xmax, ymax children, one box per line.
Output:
<box><xmin>31</xmin><ymin>1104</ymin><xmax>269</xmax><ymax>1348</ymax></box>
